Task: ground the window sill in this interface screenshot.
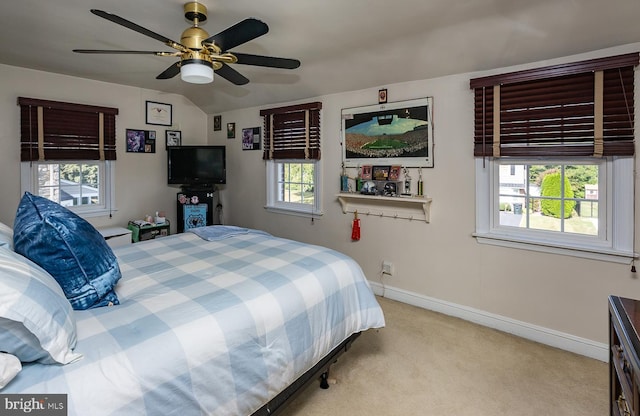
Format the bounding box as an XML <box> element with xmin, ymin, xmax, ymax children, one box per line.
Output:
<box><xmin>264</xmin><ymin>205</ymin><xmax>324</xmax><ymax>218</ymax></box>
<box><xmin>72</xmin><ymin>207</ymin><xmax>117</xmax><ymax>219</ymax></box>
<box><xmin>473</xmin><ymin>232</ymin><xmax>637</xmax><ymax>264</ymax></box>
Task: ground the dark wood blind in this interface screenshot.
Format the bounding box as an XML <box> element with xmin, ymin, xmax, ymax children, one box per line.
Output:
<box><xmin>260</xmin><ymin>102</ymin><xmax>322</xmax><ymax>160</ymax></box>
<box><xmin>470</xmin><ymin>53</ymin><xmax>638</xmax><ymax>158</ymax></box>
<box><xmin>18</xmin><ymin>97</ymin><xmax>118</xmax><ymax>161</ymax></box>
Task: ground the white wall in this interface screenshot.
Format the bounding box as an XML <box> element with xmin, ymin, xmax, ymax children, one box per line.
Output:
<box><xmin>208</xmin><ymin>43</ymin><xmax>640</xmax><ymax>353</ymax></box>
<box><xmin>2</xmin><ymin>43</ymin><xmax>638</xmax><ymax>357</ymax></box>
<box><xmin>0</xmin><ymin>64</ymin><xmax>208</xmax><ymax>232</ymax></box>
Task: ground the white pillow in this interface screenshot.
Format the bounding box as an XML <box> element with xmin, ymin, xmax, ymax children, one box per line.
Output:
<box><xmin>0</xmin><ymin>247</ymin><xmax>82</xmax><ymax>364</ymax></box>
<box><xmin>0</xmin><ymin>222</ymin><xmax>12</xmax><ymax>250</ymax></box>
<box><xmin>0</xmin><ymin>352</ymin><xmax>21</xmax><ymax>389</ymax></box>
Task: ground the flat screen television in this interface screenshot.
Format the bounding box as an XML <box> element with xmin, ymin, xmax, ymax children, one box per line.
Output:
<box><xmin>167</xmin><ymin>145</ymin><xmax>226</xmax><ymax>186</ymax></box>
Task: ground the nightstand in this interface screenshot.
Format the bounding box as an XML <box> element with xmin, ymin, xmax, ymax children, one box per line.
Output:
<box><xmin>127</xmin><ymin>220</ymin><xmax>170</xmax><ymax>243</ymax></box>
<box><xmin>98</xmin><ymin>227</ymin><xmax>133</xmax><ymax>248</ymax></box>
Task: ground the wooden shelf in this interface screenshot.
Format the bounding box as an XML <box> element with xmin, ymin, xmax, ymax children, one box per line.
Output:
<box><xmin>336</xmin><ymin>193</ymin><xmax>432</xmax><ymax>223</ymax></box>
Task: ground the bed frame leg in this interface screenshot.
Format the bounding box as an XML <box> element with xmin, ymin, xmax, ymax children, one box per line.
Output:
<box><xmin>320</xmin><ymin>371</ymin><xmax>330</xmax><ymax>389</ymax></box>
<box><xmin>320</xmin><ymin>369</ymin><xmax>338</xmax><ymax>389</ymax></box>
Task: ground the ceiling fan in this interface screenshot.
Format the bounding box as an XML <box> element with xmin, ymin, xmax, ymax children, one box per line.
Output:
<box><xmin>73</xmin><ymin>2</ymin><xmax>300</xmax><ymax>85</ymax></box>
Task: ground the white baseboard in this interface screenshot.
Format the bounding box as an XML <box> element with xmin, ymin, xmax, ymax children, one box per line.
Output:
<box><xmin>369</xmin><ymin>282</ymin><xmax>609</xmax><ymax>362</ymax></box>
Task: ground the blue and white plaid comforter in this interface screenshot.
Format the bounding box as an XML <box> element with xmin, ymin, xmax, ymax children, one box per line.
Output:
<box><xmin>5</xmin><ymin>230</ymin><xmax>385</xmax><ymax>415</ymax></box>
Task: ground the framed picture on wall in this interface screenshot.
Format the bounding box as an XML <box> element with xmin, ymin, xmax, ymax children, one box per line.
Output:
<box><xmin>166</xmin><ymin>130</ymin><xmax>181</xmax><ymax>147</ymax></box>
<box><xmin>242</xmin><ymin>127</ymin><xmax>261</xmax><ymax>150</ymax></box>
<box><xmin>126</xmin><ymin>129</ymin><xmax>156</xmax><ymax>153</ymax></box>
<box><xmin>227</xmin><ymin>122</ymin><xmax>236</xmax><ymax>139</ymax></box>
<box><xmin>145</xmin><ymin>101</ymin><xmax>172</xmax><ymax>126</ymax></box>
<box><xmin>378</xmin><ymin>88</ymin><xmax>388</xmax><ymax>104</ymax></box>
<box><xmin>213</xmin><ymin>115</ymin><xmax>222</xmax><ymax>131</ymax></box>
<box><xmin>342</xmin><ymin>97</ymin><xmax>434</xmax><ymax>168</ymax></box>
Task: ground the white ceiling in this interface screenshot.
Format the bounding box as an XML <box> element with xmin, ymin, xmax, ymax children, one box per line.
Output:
<box><xmin>2</xmin><ymin>0</ymin><xmax>640</xmax><ymax>115</ymax></box>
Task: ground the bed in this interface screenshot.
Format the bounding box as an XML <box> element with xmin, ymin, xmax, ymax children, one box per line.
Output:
<box><xmin>0</xmin><ymin>205</ymin><xmax>385</xmax><ymax>415</ymax></box>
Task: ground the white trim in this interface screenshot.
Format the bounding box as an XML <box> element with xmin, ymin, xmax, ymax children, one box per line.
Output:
<box><xmin>473</xmin><ymin>233</ymin><xmax>637</xmax><ymax>264</ymax></box>
<box><xmin>265</xmin><ymin>159</ymin><xmax>322</xmax><ymax>216</ymax></box>
<box><xmin>368</xmin><ymin>281</ymin><xmax>609</xmax><ymax>362</ymax></box>
<box><xmin>264</xmin><ymin>205</ymin><xmax>324</xmax><ymax>218</ymax></box>
<box><xmin>20</xmin><ymin>160</ymin><xmax>117</xmax><ymax>218</ymax></box>
<box><xmin>613</xmin><ymin>156</ymin><xmax>635</xmax><ymax>253</ymax></box>
<box><xmin>475</xmin><ymin>156</ymin><xmax>635</xmax><ymax>264</ymax></box>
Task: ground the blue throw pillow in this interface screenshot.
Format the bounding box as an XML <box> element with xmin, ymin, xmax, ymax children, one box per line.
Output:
<box><xmin>13</xmin><ymin>192</ymin><xmax>121</xmax><ymax>310</ymax></box>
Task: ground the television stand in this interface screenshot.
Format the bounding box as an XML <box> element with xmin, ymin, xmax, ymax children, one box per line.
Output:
<box><xmin>177</xmin><ymin>188</ymin><xmax>215</xmax><ymax>233</ymax></box>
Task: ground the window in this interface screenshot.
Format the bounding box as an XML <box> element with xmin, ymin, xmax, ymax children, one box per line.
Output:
<box><xmin>470</xmin><ymin>53</ymin><xmax>637</xmax><ymax>262</ymax></box>
<box><xmin>18</xmin><ymin>97</ymin><xmax>118</xmax><ymax>217</ymax></box>
<box><xmin>497</xmin><ymin>162</ymin><xmax>602</xmax><ymax>237</ymax></box>
<box><xmin>261</xmin><ymin>102</ymin><xmax>322</xmax><ymax>216</ymax></box>
<box><xmin>266</xmin><ymin>160</ymin><xmax>320</xmax><ymax>214</ymax></box>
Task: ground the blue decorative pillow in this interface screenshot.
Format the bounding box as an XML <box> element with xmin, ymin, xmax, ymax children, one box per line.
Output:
<box><xmin>0</xmin><ymin>246</ymin><xmax>81</xmax><ymax>364</ymax></box>
<box><xmin>13</xmin><ymin>192</ymin><xmax>121</xmax><ymax>310</ymax></box>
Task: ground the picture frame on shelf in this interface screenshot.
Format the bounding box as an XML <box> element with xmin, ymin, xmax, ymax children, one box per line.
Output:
<box><xmin>145</xmin><ymin>101</ymin><xmax>172</xmax><ymax>126</ymax></box>
<box><xmin>165</xmin><ymin>130</ymin><xmax>181</xmax><ymax>147</ymax></box>
<box><xmin>372</xmin><ymin>165</ymin><xmax>391</xmax><ymax>181</ymax></box>
<box><xmin>389</xmin><ymin>165</ymin><xmax>401</xmax><ymax>181</ymax></box>
<box><xmin>360</xmin><ymin>165</ymin><xmax>372</xmax><ymax>180</ymax></box>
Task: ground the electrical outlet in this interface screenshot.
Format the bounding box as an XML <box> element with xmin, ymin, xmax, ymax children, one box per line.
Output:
<box><xmin>382</xmin><ymin>260</ymin><xmax>393</xmax><ymax>276</ymax></box>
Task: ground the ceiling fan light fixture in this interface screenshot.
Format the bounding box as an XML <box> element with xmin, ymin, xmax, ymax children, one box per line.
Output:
<box><xmin>181</xmin><ymin>60</ymin><xmax>214</xmax><ymax>84</ymax></box>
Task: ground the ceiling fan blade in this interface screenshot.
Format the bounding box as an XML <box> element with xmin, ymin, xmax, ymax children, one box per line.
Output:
<box><xmin>156</xmin><ymin>62</ymin><xmax>181</xmax><ymax>80</ymax></box>
<box><xmin>215</xmin><ymin>63</ymin><xmax>249</xmax><ymax>85</ymax></box>
<box><xmin>73</xmin><ymin>49</ymin><xmax>174</xmax><ymax>55</ymax></box>
<box><xmin>91</xmin><ymin>9</ymin><xmax>186</xmax><ymax>50</ymax></box>
<box><xmin>233</xmin><ymin>53</ymin><xmax>300</xmax><ymax>69</ymax></box>
<box><xmin>204</xmin><ymin>18</ymin><xmax>268</xmax><ymax>52</ymax></box>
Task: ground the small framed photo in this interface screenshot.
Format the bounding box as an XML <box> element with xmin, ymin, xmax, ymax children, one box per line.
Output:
<box><xmin>126</xmin><ymin>129</ymin><xmax>156</xmax><ymax>153</ymax></box>
<box><xmin>242</xmin><ymin>127</ymin><xmax>261</xmax><ymax>150</ymax></box>
<box><xmin>146</xmin><ymin>101</ymin><xmax>172</xmax><ymax>126</ymax></box>
<box><xmin>389</xmin><ymin>165</ymin><xmax>401</xmax><ymax>181</ymax></box>
<box><xmin>361</xmin><ymin>165</ymin><xmax>372</xmax><ymax>180</ymax></box>
<box><xmin>213</xmin><ymin>115</ymin><xmax>222</xmax><ymax>131</ymax></box>
<box><xmin>372</xmin><ymin>165</ymin><xmax>391</xmax><ymax>181</ymax></box>
<box><xmin>166</xmin><ymin>130</ymin><xmax>181</xmax><ymax>147</ymax></box>
<box><xmin>378</xmin><ymin>88</ymin><xmax>388</xmax><ymax>104</ymax></box>
<box><xmin>227</xmin><ymin>122</ymin><xmax>236</xmax><ymax>139</ymax></box>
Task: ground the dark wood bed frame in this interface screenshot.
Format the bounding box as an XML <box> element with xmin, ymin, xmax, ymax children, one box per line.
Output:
<box><xmin>252</xmin><ymin>332</ymin><xmax>361</xmax><ymax>416</ymax></box>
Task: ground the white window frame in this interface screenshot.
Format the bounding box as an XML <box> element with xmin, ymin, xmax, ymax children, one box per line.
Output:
<box><xmin>474</xmin><ymin>156</ymin><xmax>635</xmax><ymax>263</ymax></box>
<box><xmin>265</xmin><ymin>159</ymin><xmax>323</xmax><ymax>217</ymax></box>
<box><xmin>20</xmin><ymin>160</ymin><xmax>116</xmax><ymax>218</ymax></box>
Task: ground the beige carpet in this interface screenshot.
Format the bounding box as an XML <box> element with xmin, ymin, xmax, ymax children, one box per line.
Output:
<box><xmin>281</xmin><ymin>296</ymin><xmax>608</xmax><ymax>416</ymax></box>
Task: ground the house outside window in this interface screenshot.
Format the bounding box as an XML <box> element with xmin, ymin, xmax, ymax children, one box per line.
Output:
<box><xmin>470</xmin><ymin>53</ymin><xmax>637</xmax><ymax>263</ymax></box>
<box><xmin>261</xmin><ymin>102</ymin><xmax>323</xmax><ymax>217</ymax></box>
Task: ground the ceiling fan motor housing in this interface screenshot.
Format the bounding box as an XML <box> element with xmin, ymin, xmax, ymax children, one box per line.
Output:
<box><xmin>181</xmin><ymin>26</ymin><xmax>211</xmax><ymax>51</ymax></box>
<box><xmin>184</xmin><ymin>2</ymin><xmax>207</xmax><ymax>24</ymax></box>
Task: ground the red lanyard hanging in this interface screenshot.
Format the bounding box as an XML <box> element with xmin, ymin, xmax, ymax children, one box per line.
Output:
<box><xmin>351</xmin><ymin>211</ymin><xmax>361</xmax><ymax>241</ymax></box>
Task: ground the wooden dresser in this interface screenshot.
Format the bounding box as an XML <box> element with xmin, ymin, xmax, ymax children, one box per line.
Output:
<box><xmin>609</xmin><ymin>296</ymin><xmax>640</xmax><ymax>416</ymax></box>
